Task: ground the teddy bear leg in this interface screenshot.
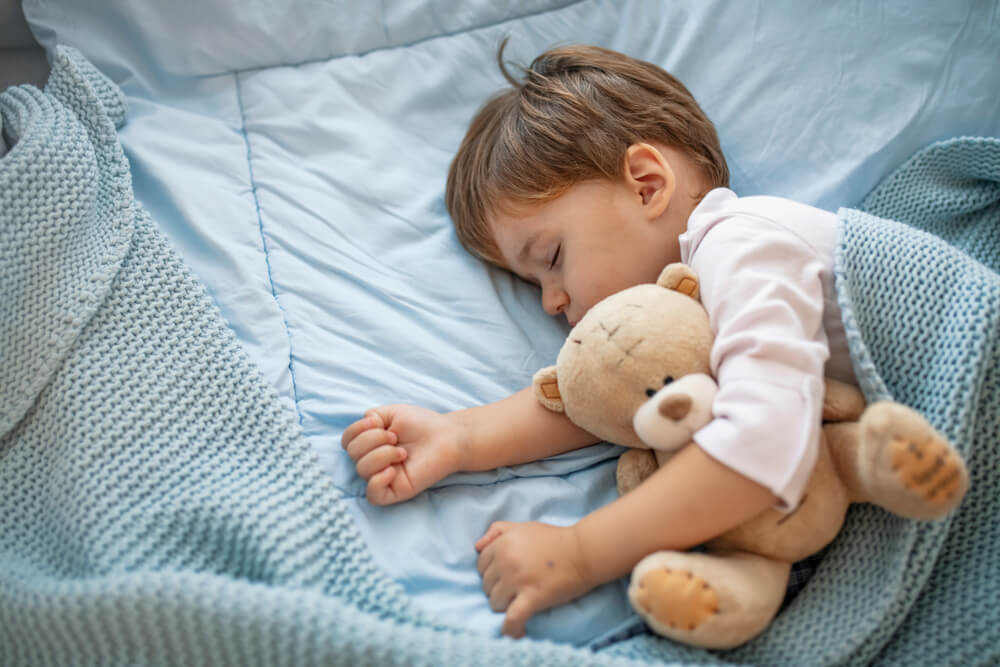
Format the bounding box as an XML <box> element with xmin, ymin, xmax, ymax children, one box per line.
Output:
<box><xmin>828</xmin><ymin>401</ymin><xmax>968</xmax><ymax>519</ymax></box>
<box><xmin>628</xmin><ymin>550</ymin><xmax>790</xmax><ymax>649</ymax></box>
<box><xmin>822</xmin><ymin>377</ymin><xmax>866</xmax><ymax>422</ymax></box>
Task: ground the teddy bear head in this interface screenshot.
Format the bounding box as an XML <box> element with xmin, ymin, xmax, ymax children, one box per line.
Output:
<box><xmin>532</xmin><ymin>264</ymin><xmax>714</xmax><ymax>450</ymax></box>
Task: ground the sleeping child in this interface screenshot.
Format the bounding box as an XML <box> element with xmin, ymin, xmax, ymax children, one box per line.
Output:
<box><xmin>340</xmin><ymin>42</ymin><xmax>958</xmax><ymax>638</ymax></box>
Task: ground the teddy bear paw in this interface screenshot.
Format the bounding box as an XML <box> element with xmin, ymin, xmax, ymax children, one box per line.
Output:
<box><xmin>632</xmin><ymin>567</ymin><xmax>719</xmax><ymax>632</ymax></box>
<box><xmin>887</xmin><ymin>433</ymin><xmax>966</xmax><ymax>507</ymax></box>
<box><xmin>860</xmin><ymin>401</ymin><xmax>969</xmax><ymax>519</ymax></box>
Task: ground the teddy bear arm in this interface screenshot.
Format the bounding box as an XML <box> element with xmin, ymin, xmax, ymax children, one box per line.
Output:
<box><xmin>616</xmin><ymin>449</ymin><xmax>659</xmax><ymax>496</ymax></box>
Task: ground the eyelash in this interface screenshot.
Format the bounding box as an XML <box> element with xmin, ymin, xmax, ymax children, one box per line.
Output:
<box><xmin>548</xmin><ymin>244</ymin><xmax>561</xmax><ymax>270</ymax></box>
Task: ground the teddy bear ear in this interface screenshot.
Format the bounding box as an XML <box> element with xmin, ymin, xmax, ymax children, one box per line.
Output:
<box><xmin>655</xmin><ymin>263</ymin><xmax>700</xmax><ymax>300</ymax></box>
<box><xmin>532</xmin><ymin>366</ymin><xmax>565</xmax><ymax>413</ymax></box>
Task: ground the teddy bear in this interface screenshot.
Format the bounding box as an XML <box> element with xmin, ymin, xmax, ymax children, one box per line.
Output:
<box><xmin>531</xmin><ymin>263</ymin><xmax>969</xmax><ymax>649</ymax></box>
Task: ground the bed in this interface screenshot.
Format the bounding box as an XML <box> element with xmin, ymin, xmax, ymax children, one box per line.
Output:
<box><xmin>2</xmin><ymin>1</ymin><xmax>999</xmax><ymax>664</ymax></box>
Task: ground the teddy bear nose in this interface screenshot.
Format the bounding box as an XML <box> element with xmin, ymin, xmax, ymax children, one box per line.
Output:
<box><xmin>658</xmin><ymin>394</ymin><xmax>692</xmax><ymax>420</ymax></box>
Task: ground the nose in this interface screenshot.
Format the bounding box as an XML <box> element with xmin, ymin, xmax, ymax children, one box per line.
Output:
<box><xmin>658</xmin><ymin>394</ymin><xmax>692</xmax><ymax>421</ymax></box>
<box><xmin>542</xmin><ymin>285</ymin><xmax>569</xmax><ymax>317</ymax></box>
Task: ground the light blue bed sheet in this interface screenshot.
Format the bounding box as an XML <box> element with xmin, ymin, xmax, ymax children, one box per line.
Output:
<box><xmin>23</xmin><ymin>0</ymin><xmax>1000</xmax><ymax>647</ymax></box>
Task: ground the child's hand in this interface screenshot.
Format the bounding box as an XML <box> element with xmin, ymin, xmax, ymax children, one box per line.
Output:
<box><xmin>341</xmin><ymin>405</ymin><xmax>465</xmax><ymax>505</ymax></box>
<box><xmin>474</xmin><ymin>521</ymin><xmax>595</xmax><ymax>638</ymax></box>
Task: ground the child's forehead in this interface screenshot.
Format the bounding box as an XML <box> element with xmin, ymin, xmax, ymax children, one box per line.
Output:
<box><xmin>489</xmin><ymin>180</ymin><xmax>620</xmax><ymax>241</ymax></box>
<box><xmin>490</xmin><ymin>183</ymin><xmax>590</xmax><ymax>223</ymax></box>
<box><xmin>486</xmin><ymin>200</ymin><xmax>545</xmax><ymax>243</ymax></box>
<box><xmin>488</xmin><ymin>206</ymin><xmax>541</xmax><ymax>242</ymax></box>
<box><xmin>491</xmin><ymin>196</ymin><xmax>545</xmax><ymax>221</ymax></box>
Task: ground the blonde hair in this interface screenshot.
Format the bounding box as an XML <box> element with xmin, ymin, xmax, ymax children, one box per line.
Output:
<box><xmin>445</xmin><ymin>42</ymin><xmax>729</xmax><ymax>267</ymax></box>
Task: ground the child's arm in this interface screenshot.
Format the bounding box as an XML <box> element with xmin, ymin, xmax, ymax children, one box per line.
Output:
<box><xmin>342</xmin><ymin>386</ymin><xmax>598</xmax><ymax>505</ymax></box>
<box><xmin>475</xmin><ymin>442</ymin><xmax>775</xmax><ymax>638</ymax></box>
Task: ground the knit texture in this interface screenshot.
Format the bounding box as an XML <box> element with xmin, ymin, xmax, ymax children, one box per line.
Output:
<box><xmin>1</xmin><ymin>49</ymin><xmax>997</xmax><ymax>666</ymax></box>
<box><xmin>831</xmin><ymin>139</ymin><xmax>1000</xmax><ymax>666</ymax></box>
<box><xmin>0</xmin><ymin>48</ymin><xmax>649</xmax><ymax>667</ymax></box>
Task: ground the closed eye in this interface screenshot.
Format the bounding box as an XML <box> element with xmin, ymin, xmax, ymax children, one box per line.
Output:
<box><xmin>548</xmin><ymin>244</ymin><xmax>561</xmax><ymax>270</ymax></box>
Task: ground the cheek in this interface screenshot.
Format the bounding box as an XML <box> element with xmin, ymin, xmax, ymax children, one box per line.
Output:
<box><xmin>564</xmin><ymin>248</ymin><xmax>635</xmax><ymax>313</ymax></box>
<box><xmin>576</xmin><ymin>274</ymin><xmax>628</xmax><ymax>316</ymax></box>
<box><xmin>598</xmin><ymin>260</ymin><xmax>637</xmax><ymax>294</ymax></box>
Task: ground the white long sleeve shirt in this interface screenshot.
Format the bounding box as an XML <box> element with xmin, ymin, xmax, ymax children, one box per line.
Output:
<box><xmin>678</xmin><ymin>188</ymin><xmax>856</xmax><ymax>510</ymax></box>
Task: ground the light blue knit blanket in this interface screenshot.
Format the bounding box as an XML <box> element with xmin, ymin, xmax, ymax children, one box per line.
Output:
<box><xmin>1</xmin><ymin>48</ymin><xmax>997</xmax><ymax>666</ymax></box>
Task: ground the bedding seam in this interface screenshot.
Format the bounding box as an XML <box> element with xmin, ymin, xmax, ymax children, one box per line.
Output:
<box><xmin>234</xmin><ymin>70</ymin><xmax>306</xmax><ymax>428</ymax></box>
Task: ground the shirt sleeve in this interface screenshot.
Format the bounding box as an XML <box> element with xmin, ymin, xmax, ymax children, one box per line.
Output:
<box><xmin>687</xmin><ymin>213</ymin><xmax>829</xmax><ymax>510</ymax></box>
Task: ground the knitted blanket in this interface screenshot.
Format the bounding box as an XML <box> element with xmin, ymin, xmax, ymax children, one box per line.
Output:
<box><xmin>1</xmin><ymin>48</ymin><xmax>997</xmax><ymax>666</ymax></box>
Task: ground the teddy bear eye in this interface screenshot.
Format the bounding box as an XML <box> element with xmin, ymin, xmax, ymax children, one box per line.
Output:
<box><xmin>645</xmin><ymin>388</ymin><xmax>656</xmax><ymax>398</ymax></box>
<box><xmin>664</xmin><ymin>376</ymin><xmax>674</xmax><ymax>385</ymax></box>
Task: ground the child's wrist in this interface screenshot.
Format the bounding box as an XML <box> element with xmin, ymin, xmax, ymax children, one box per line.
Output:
<box><xmin>448</xmin><ymin>410</ymin><xmax>476</xmax><ymax>473</ymax></box>
<box><xmin>568</xmin><ymin>522</ymin><xmax>602</xmax><ymax>590</ymax></box>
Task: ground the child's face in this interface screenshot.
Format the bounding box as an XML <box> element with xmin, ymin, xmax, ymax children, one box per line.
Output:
<box><xmin>491</xmin><ymin>179</ymin><xmax>682</xmax><ymax>327</ymax></box>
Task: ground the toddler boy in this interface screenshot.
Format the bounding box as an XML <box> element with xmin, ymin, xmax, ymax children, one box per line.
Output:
<box><xmin>342</xmin><ymin>43</ymin><xmax>854</xmax><ymax>638</ymax></box>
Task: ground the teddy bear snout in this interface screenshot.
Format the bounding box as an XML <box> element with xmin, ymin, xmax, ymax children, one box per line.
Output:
<box><xmin>633</xmin><ymin>373</ymin><xmax>718</xmax><ymax>453</ymax></box>
<box><xmin>658</xmin><ymin>394</ymin><xmax>692</xmax><ymax>420</ymax></box>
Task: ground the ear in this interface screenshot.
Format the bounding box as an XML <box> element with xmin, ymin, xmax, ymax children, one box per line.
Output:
<box><xmin>532</xmin><ymin>366</ymin><xmax>565</xmax><ymax>413</ymax></box>
<box><xmin>624</xmin><ymin>143</ymin><xmax>676</xmax><ymax>219</ymax></box>
<box><xmin>656</xmin><ymin>263</ymin><xmax>699</xmax><ymax>300</ymax></box>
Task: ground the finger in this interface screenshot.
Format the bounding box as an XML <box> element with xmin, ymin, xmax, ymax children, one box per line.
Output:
<box><xmin>475</xmin><ymin>522</ymin><xmax>510</xmax><ymax>552</ymax></box>
<box><xmin>488</xmin><ymin>579</ymin><xmax>516</xmax><ymax>613</ymax></box>
<box><xmin>501</xmin><ymin>594</ymin><xmax>535</xmax><ymax>639</ymax></box>
<box><xmin>364</xmin><ymin>409</ymin><xmax>386</xmax><ymax>429</ymax></box>
<box><xmin>344</xmin><ymin>428</ymin><xmax>398</xmax><ymax>462</ymax></box>
<box><xmin>356</xmin><ymin>445</ymin><xmax>408</xmax><ymax>479</ymax></box>
<box><xmin>341</xmin><ymin>404</ymin><xmax>404</xmax><ymax>449</ymax></box>
<box><xmin>476</xmin><ymin>544</ymin><xmax>495</xmax><ymax>576</ymax></box>
<box><xmin>480</xmin><ymin>562</ymin><xmax>501</xmax><ymax>597</ymax></box>
<box><xmin>366</xmin><ymin>405</ymin><xmax>407</xmax><ymax>431</ymax></box>
<box><xmin>366</xmin><ymin>466</ymin><xmax>398</xmax><ymax>505</ymax></box>
<box><xmin>474</xmin><ymin>528</ymin><xmax>500</xmax><ymax>553</ymax></box>
<box><xmin>341</xmin><ymin>414</ymin><xmax>379</xmax><ymax>448</ymax></box>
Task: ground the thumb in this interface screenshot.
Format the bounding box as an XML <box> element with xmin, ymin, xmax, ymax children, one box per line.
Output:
<box><xmin>501</xmin><ymin>593</ymin><xmax>535</xmax><ymax>639</ymax></box>
<box><xmin>364</xmin><ymin>407</ymin><xmax>390</xmax><ymax>429</ymax></box>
